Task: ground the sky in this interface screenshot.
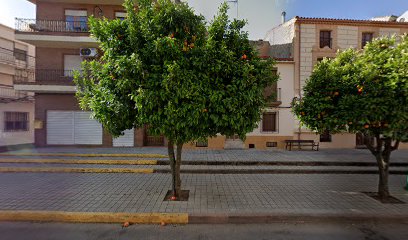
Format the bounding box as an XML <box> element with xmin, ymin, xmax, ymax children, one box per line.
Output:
<box><xmin>1</xmin><ymin>0</ymin><xmax>408</xmax><ymax>40</ymax></box>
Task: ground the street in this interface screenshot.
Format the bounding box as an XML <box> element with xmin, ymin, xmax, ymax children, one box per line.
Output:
<box><xmin>1</xmin><ymin>222</ymin><xmax>407</xmax><ymax>240</ymax></box>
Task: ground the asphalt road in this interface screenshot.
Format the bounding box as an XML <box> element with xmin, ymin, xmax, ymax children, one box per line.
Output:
<box><xmin>1</xmin><ymin>222</ymin><xmax>407</xmax><ymax>240</ymax></box>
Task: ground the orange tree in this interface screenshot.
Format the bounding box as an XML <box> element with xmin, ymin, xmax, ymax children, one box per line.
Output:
<box><xmin>292</xmin><ymin>35</ymin><xmax>408</xmax><ymax>201</ymax></box>
<box><xmin>74</xmin><ymin>0</ymin><xmax>277</xmax><ymax>198</ymax></box>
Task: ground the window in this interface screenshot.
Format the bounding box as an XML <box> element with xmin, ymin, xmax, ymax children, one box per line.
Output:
<box><xmin>263</xmin><ymin>69</ymin><xmax>278</xmax><ymax>102</ymax></box>
<box><xmin>262</xmin><ymin>112</ymin><xmax>277</xmax><ymax>132</ymax></box>
<box><xmin>14</xmin><ymin>49</ymin><xmax>27</xmax><ymax>62</ymax></box>
<box><xmin>320</xmin><ymin>31</ymin><xmax>332</xmax><ymax>48</ymax></box>
<box><xmin>65</xmin><ymin>10</ymin><xmax>88</xmax><ymax>32</ymax></box>
<box><xmin>4</xmin><ymin>112</ymin><xmax>29</xmax><ymax>132</ymax></box>
<box><xmin>64</xmin><ymin>55</ymin><xmax>82</xmax><ymax>77</ymax></box>
<box><xmin>115</xmin><ymin>12</ymin><xmax>127</xmax><ymax>20</ymax></box>
<box><xmin>362</xmin><ymin>32</ymin><xmax>374</xmax><ymax>48</ymax></box>
<box><xmin>266</xmin><ymin>142</ymin><xmax>277</xmax><ymax>147</ymax></box>
<box><xmin>320</xmin><ymin>129</ymin><xmax>332</xmax><ymax>142</ymax></box>
<box><xmin>196</xmin><ymin>140</ymin><xmax>208</xmax><ymax>147</ymax></box>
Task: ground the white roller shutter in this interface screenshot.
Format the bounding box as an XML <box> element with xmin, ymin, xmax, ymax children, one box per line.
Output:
<box><xmin>64</xmin><ymin>55</ymin><xmax>82</xmax><ymax>76</ymax></box>
<box><xmin>74</xmin><ymin>112</ymin><xmax>102</xmax><ymax>145</ymax></box>
<box><xmin>113</xmin><ymin>129</ymin><xmax>134</xmax><ymax>147</ymax></box>
<box><xmin>47</xmin><ymin>111</ymin><xmax>74</xmax><ymax>145</ymax></box>
<box><xmin>47</xmin><ymin>111</ymin><xmax>102</xmax><ymax>145</ymax></box>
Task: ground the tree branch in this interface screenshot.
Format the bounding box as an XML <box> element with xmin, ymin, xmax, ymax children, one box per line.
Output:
<box><xmin>391</xmin><ymin>140</ymin><xmax>400</xmax><ymax>151</ymax></box>
<box><xmin>364</xmin><ymin>133</ymin><xmax>377</xmax><ymax>155</ymax></box>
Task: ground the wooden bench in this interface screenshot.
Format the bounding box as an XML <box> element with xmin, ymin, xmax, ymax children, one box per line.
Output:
<box><xmin>285</xmin><ymin>140</ymin><xmax>319</xmax><ymax>151</ymax></box>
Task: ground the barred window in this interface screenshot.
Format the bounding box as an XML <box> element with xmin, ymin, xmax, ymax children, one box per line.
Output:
<box><xmin>14</xmin><ymin>49</ymin><xmax>27</xmax><ymax>62</ymax></box>
<box><xmin>262</xmin><ymin>112</ymin><xmax>277</xmax><ymax>132</ymax></box>
<box><xmin>4</xmin><ymin>112</ymin><xmax>29</xmax><ymax>131</ymax></box>
<box><xmin>362</xmin><ymin>32</ymin><xmax>374</xmax><ymax>48</ymax></box>
<box><xmin>320</xmin><ymin>31</ymin><xmax>332</xmax><ymax>48</ymax></box>
<box><xmin>196</xmin><ymin>140</ymin><xmax>208</xmax><ymax>147</ymax></box>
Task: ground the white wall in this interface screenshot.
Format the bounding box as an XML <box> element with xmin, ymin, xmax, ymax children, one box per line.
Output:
<box><xmin>0</xmin><ymin>102</ymin><xmax>34</xmax><ymax>146</ymax></box>
<box><xmin>0</xmin><ymin>23</ymin><xmax>35</xmax><ymax>147</ymax></box>
<box><xmin>247</xmin><ymin>62</ymin><xmax>295</xmax><ymax>137</ymax></box>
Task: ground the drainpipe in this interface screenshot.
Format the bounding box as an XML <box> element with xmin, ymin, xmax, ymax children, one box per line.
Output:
<box><xmin>297</xmin><ymin>20</ymin><xmax>302</xmax><ymax>141</ymax></box>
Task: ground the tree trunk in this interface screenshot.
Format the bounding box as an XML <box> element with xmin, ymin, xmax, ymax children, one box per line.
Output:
<box><xmin>365</xmin><ymin>135</ymin><xmax>394</xmax><ymax>202</ymax></box>
<box><xmin>167</xmin><ymin>141</ymin><xmax>177</xmax><ymax>198</ymax></box>
<box><xmin>376</xmin><ymin>153</ymin><xmax>390</xmax><ymax>201</ymax></box>
<box><xmin>175</xmin><ymin>143</ymin><xmax>183</xmax><ymax>198</ymax></box>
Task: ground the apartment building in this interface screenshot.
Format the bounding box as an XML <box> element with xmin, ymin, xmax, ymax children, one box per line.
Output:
<box><xmin>264</xmin><ymin>15</ymin><xmax>408</xmax><ymax>149</ymax></box>
<box><xmin>14</xmin><ymin>0</ymin><xmax>143</xmax><ymax>148</ymax></box>
<box><xmin>0</xmin><ymin>24</ymin><xmax>35</xmax><ymax>150</ymax></box>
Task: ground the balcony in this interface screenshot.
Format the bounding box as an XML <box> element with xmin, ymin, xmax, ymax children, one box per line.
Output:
<box><xmin>0</xmin><ymin>84</ymin><xmax>32</xmax><ymax>103</ymax></box>
<box><xmin>16</xmin><ymin>18</ymin><xmax>89</xmax><ymax>33</ymax></box>
<box><xmin>0</xmin><ymin>47</ymin><xmax>35</xmax><ymax>69</ymax></box>
<box><xmin>264</xmin><ymin>87</ymin><xmax>282</xmax><ymax>107</ymax></box>
<box><xmin>14</xmin><ymin>69</ymin><xmax>78</xmax><ymax>85</ymax></box>
<box><xmin>15</xmin><ymin>18</ymin><xmax>97</xmax><ymax>48</ymax></box>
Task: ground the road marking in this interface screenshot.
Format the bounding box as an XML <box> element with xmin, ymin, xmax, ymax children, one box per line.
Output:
<box><xmin>0</xmin><ymin>159</ymin><xmax>158</xmax><ymax>165</ymax></box>
<box><xmin>0</xmin><ymin>210</ymin><xmax>188</xmax><ymax>224</ymax></box>
<box><xmin>0</xmin><ymin>153</ymin><xmax>167</xmax><ymax>158</ymax></box>
<box><xmin>0</xmin><ymin>167</ymin><xmax>155</xmax><ymax>173</ymax></box>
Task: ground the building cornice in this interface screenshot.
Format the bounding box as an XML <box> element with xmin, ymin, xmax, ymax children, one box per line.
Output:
<box><xmin>295</xmin><ymin>16</ymin><xmax>408</xmax><ymax>28</ymax></box>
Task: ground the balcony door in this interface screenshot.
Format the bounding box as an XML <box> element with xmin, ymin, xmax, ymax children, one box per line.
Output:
<box><xmin>64</xmin><ymin>55</ymin><xmax>82</xmax><ymax>77</ymax></box>
<box><xmin>65</xmin><ymin>10</ymin><xmax>88</xmax><ymax>32</ymax></box>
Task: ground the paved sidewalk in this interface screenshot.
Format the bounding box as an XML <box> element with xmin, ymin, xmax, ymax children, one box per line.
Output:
<box><xmin>1</xmin><ymin>148</ymin><xmax>407</xmax><ymax>223</ymax></box>
<box><xmin>0</xmin><ymin>173</ymin><xmax>407</xmax><ymax>216</ymax></box>
<box><xmin>2</xmin><ymin>148</ymin><xmax>408</xmax><ymax>163</ymax></box>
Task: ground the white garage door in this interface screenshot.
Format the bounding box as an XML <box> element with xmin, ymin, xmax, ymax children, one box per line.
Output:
<box><xmin>47</xmin><ymin>111</ymin><xmax>102</xmax><ymax>145</ymax></box>
<box><xmin>47</xmin><ymin>111</ymin><xmax>74</xmax><ymax>145</ymax></box>
<box><xmin>113</xmin><ymin>129</ymin><xmax>134</xmax><ymax>147</ymax></box>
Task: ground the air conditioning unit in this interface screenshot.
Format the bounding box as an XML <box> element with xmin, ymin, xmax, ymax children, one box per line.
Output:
<box><xmin>80</xmin><ymin>48</ymin><xmax>97</xmax><ymax>57</ymax></box>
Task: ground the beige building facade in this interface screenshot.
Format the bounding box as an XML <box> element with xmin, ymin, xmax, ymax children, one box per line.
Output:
<box><xmin>0</xmin><ymin>24</ymin><xmax>35</xmax><ymax>150</ymax></box>
<box><xmin>265</xmin><ymin>17</ymin><xmax>408</xmax><ymax>149</ymax></box>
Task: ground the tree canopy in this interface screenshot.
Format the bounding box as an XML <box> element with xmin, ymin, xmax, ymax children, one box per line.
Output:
<box><xmin>75</xmin><ymin>0</ymin><xmax>276</xmax><ymax>145</ymax></box>
<box><xmin>292</xmin><ymin>34</ymin><xmax>408</xmax><ymax>200</ymax></box>
<box><xmin>75</xmin><ymin>0</ymin><xmax>277</xmax><ymax>198</ymax></box>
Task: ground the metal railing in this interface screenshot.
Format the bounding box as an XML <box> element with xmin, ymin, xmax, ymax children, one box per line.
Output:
<box><xmin>0</xmin><ymin>47</ymin><xmax>35</xmax><ymax>69</ymax></box>
<box><xmin>14</xmin><ymin>69</ymin><xmax>35</xmax><ymax>83</ymax></box>
<box><xmin>13</xmin><ymin>69</ymin><xmax>78</xmax><ymax>84</ymax></box>
<box><xmin>0</xmin><ymin>84</ymin><xmax>29</xmax><ymax>100</ymax></box>
<box><xmin>15</xmin><ymin>18</ymin><xmax>89</xmax><ymax>33</ymax></box>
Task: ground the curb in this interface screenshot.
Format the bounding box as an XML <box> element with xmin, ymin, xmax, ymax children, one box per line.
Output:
<box><xmin>0</xmin><ymin>153</ymin><xmax>167</xmax><ymax>158</ymax></box>
<box><xmin>0</xmin><ymin>211</ymin><xmax>406</xmax><ymax>224</ymax></box>
<box><xmin>155</xmin><ymin>169</ymin><xmax>408</xmax><ymax>175</ymax></box>
<box><xmin>0</xmin><ymin>159</ymin><xmax>158</xmax><ymax>165</ymax></box>
<box><xmin>0</xmin><ymin>211</ymin><xmax>188</xmax><ymax>224</ymax></box>
<box><xmin>188</xmin><ymin>213</ymin><xmax>408</xmax><ymax>224</ymax></box>
<box><xmin>156</xmin><ymin>160</ymin><xmax>408</xmax><ymax>167</ymax></box>
<box><xmin>0</xmin><ymin>167</ymin><xmax>154</xmax><ymax>174</ymax></box>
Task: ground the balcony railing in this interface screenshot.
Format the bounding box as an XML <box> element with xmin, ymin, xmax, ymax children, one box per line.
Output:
<box><xmin>0</xmin><ymin>84</ymin><xmax>30</xmax><ymax>102</ymax></box>
<box><xmin>265</xmin><ymin>87</ymin><xmax>282</xmax><ymax>107</ymax></box>
<box><xmin>15</xmin><ymin>18</ymin><xmax>89</xmax><ymax>33</ymax></box>
<box><xmin>13</xmin><ymin>69</ymin><xmax>78</xmax><ymax>84</ymax></box>
<box><xmin>0</xmin><ymin>47</ymin><xmax>35</xmax><ymax>69</ymax></box>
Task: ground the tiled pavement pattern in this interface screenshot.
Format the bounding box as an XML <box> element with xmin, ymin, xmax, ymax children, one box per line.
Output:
<box><xmin>0</xmin><ymin>173</ymin><xmax>407</xmax><ymax>215</ymax></box>
<box><xmin>2</xmin><ymin>148</ymin><xmax>408</xmax><ymax>163</ymax></box>
<box><xmin>0</xmin><ymin>163</ymin><xmax>407</xmax><ymax>172</ymax></box>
